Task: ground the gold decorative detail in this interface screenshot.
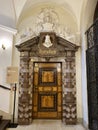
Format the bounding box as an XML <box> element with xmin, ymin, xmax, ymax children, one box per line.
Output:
<box><xmin>33</xmin><ymin>107</ymin><xmax>37</xmax><ymax>111</ymax></box>
<box><xmin>38</xmin><ymin>87</ymin><xmax>43</xmax><ymax>91</ymax></box>
<box><xmin>34</xmin><ymin>73</ymin><xmax>38</xmax><ymax>85</ymax></box>
<box><xmin>41</xmin><ymin>95</ymin><xmax>54</xmax><ymax>108</ymax></box>
<box><xmin>34</xmin><ymin>67</ymin><xmax>38</xmax><ymax>72</ymax></box>
<box><xmin>42</xmin><ymin>71</ymin><xmax>54</xmax><ymax>82</ymax></box>
<box><xmin>43</xmin><ymin>87</ymin><xmax>52</xmax><ymax>91</ymax></box>
<box><xmin>52</xmin><ymin>87</ymin><xmax>57</xmax><ymax>91</ymax></box>
<box><xmin>39</xmin><ymin>49</ymin><xmax>56</xmax><ymax>55</ymax></box>
<box><xmin>38</xmin><ymin>112</ymin><xmax>57</xmax><ymax>118</ymax></box>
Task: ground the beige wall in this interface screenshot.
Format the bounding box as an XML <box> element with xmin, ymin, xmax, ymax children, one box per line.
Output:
<box><xmin>15</xmin><ymin>4</ymin><xmax>79</xmax><ymax>44</ymax></box>
<box><xmin>0</xmin><ymin>28</ymin><xmax>13</xmax><ymax>113</ymax></box>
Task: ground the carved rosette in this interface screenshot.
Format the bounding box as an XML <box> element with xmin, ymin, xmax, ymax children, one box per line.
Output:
<box><xmin>62</xmin><ymin>51</ymin><xmax>77</xmax><ymax>124</ymax></box>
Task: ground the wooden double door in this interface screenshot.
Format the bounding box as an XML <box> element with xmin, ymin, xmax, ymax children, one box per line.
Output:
<box><xmin>33</xmin><ymin>62</ymin><xmax>62</xmax><ymax>119</ymax></box>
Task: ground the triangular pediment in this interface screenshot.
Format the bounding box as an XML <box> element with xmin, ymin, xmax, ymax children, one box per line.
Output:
<box><xmin>16</xmin><ymin>32</ymin><xmax>79</xmax><ymax>57</ymax></box>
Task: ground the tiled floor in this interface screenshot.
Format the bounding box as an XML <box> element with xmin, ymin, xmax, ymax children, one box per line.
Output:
<box><xmin>7</xmin><ymin>120</ymin><xmax>87</xmax><ymax>130</ymax></box>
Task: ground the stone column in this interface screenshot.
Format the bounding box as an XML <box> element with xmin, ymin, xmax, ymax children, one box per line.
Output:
<box><xmin>62</xmin><ymin>51</ymin><xmax>77</xmax><ymax>124</ymax></box>
<box><xmin>18</xmin><ymin>51</ymin><xmax>32</xmax><ymax>125</ymax></box>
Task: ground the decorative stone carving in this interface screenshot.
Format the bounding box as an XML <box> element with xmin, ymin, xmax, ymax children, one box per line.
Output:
<box><xmin>16</xmin><ymin>32</ymin><xmax>78</xmax><ymax>125</ymax></box>
<box><xmin>62</xmin><ymin>51</ymin><xmax>76</xmax><ymax>124</ymax></box>
<box><xmin>65</xmin><ymin>92</ymin><xmax>76</xmax><ymax>103</ymax></box>
<box><xmin>43</xmin><ymin>34</ymin><xmax>53</xmax><ymax>48</ymax></box>
<box><xmin>18</xmin><ymin>51</ymin><xmax>32</xmax><ymax>125</ymax></box>
<box><xmin>15</xmin><ymin>7</ymin><xmax>80</xmax><ymax>45</ymax></box>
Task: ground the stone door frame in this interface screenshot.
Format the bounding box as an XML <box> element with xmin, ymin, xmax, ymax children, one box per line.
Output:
<box><xmin>16</xmin><ymin>32</ymin><xmax>79</xmax><ymax>125</ymax></box>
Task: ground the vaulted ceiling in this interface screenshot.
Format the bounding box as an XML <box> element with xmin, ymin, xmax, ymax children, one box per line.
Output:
<box><xmin>0</xmin><ymin>0</ymin><xmax>97</xmax><ymax>30</ymax></box>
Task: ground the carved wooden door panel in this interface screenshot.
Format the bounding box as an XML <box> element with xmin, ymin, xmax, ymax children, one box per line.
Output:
<box><xmin>33</xmin><ymin>62</ymin><xmax>62</xmax><ymax>119</ymax></box>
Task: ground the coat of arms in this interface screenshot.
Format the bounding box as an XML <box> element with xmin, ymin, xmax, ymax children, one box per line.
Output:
<box><xmin>43</xmin><ymin>35</ymin><xmax>53</xmax><ymax>48</ymax></box>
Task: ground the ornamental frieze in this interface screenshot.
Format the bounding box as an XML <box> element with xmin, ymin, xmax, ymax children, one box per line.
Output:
<box><xmin>16</xmin><ymin>32</ymin><xmax>79</xmax><ymax>59</ymax></box>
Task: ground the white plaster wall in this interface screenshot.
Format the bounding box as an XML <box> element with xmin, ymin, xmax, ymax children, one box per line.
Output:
<box><xmin>0</xmin><ymin>29</ymin><xmax>13</xmax><ymax>113</ymax></box>
<box><xmin>80</xmin><ymin>0</ymin><xmax>97</xmax><ymax>128</ymax></box>
<box><xmin>81</xmin><ymin>32</ymin><xmax>88</xmax><ymax>128</ymax></box>
<box><xmin>76</xmin><ymin>48</ymin><xmax>82</xmax><ymax>121</ymax></box>
<box><xmin>15</xmin><ymin>4</ymin><xmax>79</xmax><ymax>46</ymax></box>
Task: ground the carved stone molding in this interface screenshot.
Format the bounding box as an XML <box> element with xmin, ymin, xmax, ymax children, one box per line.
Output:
<box><xmin>16</xmin><ymin>32</ymin><xmax>79</xmax><ymax>125</ymax></box>
<box><xmin>16</xmin><ymin>7</ymin><xmax>80</xmax><ymax>45</ymax></box>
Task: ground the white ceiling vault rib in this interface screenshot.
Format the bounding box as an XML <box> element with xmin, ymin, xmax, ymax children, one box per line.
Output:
<box><xmin>11</xmin><ymin>0</ymin><xmax>17</xmax><ymax>25</ymax></box>
<box><xmin>0</xmin><ymin>0</ymin><xmax>85</xmax><ymax>29</ymax></box>
<box><xmin>16</xmin><ymin>0</ymin><xmax>84</xmax><ymax>30</ymax></box>
<box><xmin>0</xmin><ymin>0</ymin><xmax>96</xmax><ymax>31</ymax></box>
<box><xmin>13</xmin><ymin>0</ymin><xmax>27</xmax><ymax>21</ymax></box>
<box><xmin>0</xmin><ymin>0</ymin><xmax>27</xmax><ymax>28</ymax></box>
<box><xmin>20</xmin><ymin>0</ymin><xmax>78</xmax><ymax>19</ymax></box>
<box><xmin>0</xmin><ymin>0</ymin><xmax>15</xmax><ymax>28</ymax></box>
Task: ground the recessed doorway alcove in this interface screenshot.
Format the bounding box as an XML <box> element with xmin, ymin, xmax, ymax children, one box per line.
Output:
<box><xmin>16</xmin><ymin>32</ymin><xmax>79</xmax><ymax>125</ymax></box>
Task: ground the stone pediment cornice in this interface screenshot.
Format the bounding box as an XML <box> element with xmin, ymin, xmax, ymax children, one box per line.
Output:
<box><xmin>57</xmin><ymin>36</ymin><xmax>79</xmax><ymax>51</ymax></box>
<box><xmin>16</xmin><ymin>32</ymin><xmax>79</xmax><ymax>57</ymax></box>
<box><xmin>16</xmin><ymin>36</ymin><xmax>39</xmax><ymax>51</ymax></box>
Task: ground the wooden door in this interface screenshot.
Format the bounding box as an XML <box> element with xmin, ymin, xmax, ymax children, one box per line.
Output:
<box><xmin>33</xmin><ymin>62</ymin><xmax>62</xmax><ymax>119</ymax></box>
